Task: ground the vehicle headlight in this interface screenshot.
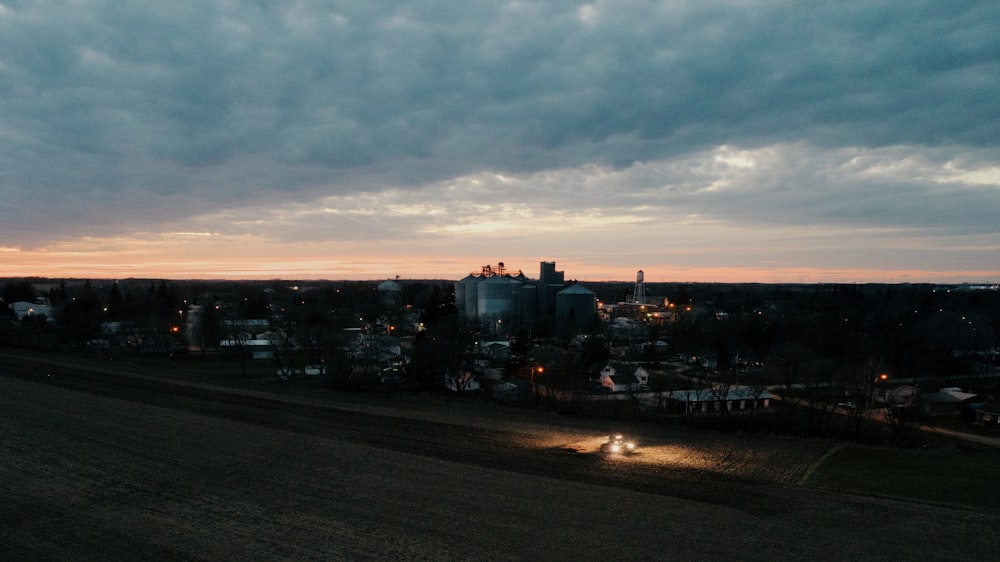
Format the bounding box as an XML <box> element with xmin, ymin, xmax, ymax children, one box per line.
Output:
<box><xmin>611</xmin><ymin>444</ymin><xmax>620</xmax><ymax>452</ymax></box>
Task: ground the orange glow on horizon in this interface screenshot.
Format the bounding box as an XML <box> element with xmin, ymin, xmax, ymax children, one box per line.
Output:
<box><xmin>2</xmin><ymin>234</ymin><xmax>997</xmax><ymax>284</ymax></box>
<box><xmin>1</xmin><ymin>248</ymin><xmax>996</xmax><ymax>285</ymax></box>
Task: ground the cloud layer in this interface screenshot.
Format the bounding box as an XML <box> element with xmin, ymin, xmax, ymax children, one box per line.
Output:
<box><xmin>1</xmin><ymin>1</ymin><xmax>998</xmax><ymax>280</ymax></box>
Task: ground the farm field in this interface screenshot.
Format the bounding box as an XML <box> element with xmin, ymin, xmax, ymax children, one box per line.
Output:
<box><xmin>1</xmin><ymin>350</ymin><xmax>998</xmax><ymax>560</ymax></box>
<box><xmin>806</xmin><ymin>442</ymin><xmax>1000</xmax><ymax>510</ymax></box>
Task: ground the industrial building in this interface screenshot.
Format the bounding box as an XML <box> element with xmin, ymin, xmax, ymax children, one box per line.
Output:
<box><xmin>455</xmin><ymin>261</ymin><xmax>596</xmax><ymax>333</ymax></box>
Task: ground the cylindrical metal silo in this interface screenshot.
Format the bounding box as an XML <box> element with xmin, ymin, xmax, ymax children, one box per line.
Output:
<box><xmin>478</xmin><ymin>275</ymin><xmax>520</xmax><ymax>317</ymax></box>
<box><xmin>464</xmin><ymin>275</ymin><xmax>482</xmax><ymax>317</ymax></box>
<box><xmin>556</xmin><ymin>284</ymin><xmax>597</xmax><ymax>322</ymax></box>
<box><xmin>454</xmin><ymin>275</ymin><xmax>470</xmax><ymax>316</ymax></box>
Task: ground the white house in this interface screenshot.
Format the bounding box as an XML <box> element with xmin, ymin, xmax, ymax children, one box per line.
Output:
<box><xmin>9</xmin><ymin>301</ymin><xmax>51</xmax><ymax>320</ymax></box>
<box><xmin>597</xmin><ymin>363</ymin><xmax>650</xmax><ymax>392</ymax></box>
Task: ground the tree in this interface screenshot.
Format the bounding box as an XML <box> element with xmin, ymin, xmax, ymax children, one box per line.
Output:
<box><xmin>106</xmin><ymin>282</ymin><xmax>124</xmax><ymax>321</ymax></box>
<box><xmin>408</xmin><ymin>313</ymin><xmax>475</xmax><ymax>391</ymax></box>
<box><xmin>838</xmin><ymin>358</ymin><xmax>885</xmax><ymax>442</ymax></box>
<box><xmin>322</xmin><ymin>345</ymin><xmax>357</xmax><ymax>389</ymax></box>
<box><xmin>708</xmin><ymin>376</ymin><xmax>735</xmax><ymax>418</ymax></box>
<box><xmin>739</xmin><ymin>371</ymin><xmax>772</xmax><ymax>431</ymax></box>
<box><xmin>504</xmin><ymin>329</ymin><xmax>534</xmax><ymax>380</ymax></box>
<box><xmin>1</xmin><ymin>281</ymin><xmax>37</xmax><ymax>305</ymax></box>
<box><xmin>58</xmin><ymin>291</ymin><xmax>102</xmax><ymax>345</ymax></box>
<box><xmin>796</xmin><ymin>357</ymin><xmax>840</xmax><ymax>436</ymax></box>
<box><xmin>271</xmin><ymin>319</ymin><xmax>298</xmax><ymax>381</ymax></box>
<box><xmin>222</xmin><ymin>317</ymin><xmax>255</xmax><ymax>376</ymax></box>
<box><xmin>883</xmin><ymin>404</ymin><xmax>921</xmax><ymax>445</ymax></box>
<box><xmin>766</xmin><ymin>343</ymin><xmax>838</xmax><ymax>435</ymax></box>
<box><xmin>577</xmin><ymin>336</ymin><xmax>610</xmax><ymax>371</ymax></box>
<box><xmin>198</xmin><ymin>304</ymin><xmax>224</xmax><ymax>355</ymax></box>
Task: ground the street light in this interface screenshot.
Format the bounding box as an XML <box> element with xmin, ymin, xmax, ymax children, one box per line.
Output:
<box><xmin>871</xmin><ymin>373</ymin><xmax>889</xmax><ymax>407</ymax></box>
<box><xmin>529</xmin><ymin>366</ymin><xmax>544</xmax><ymax>397</ymax></box>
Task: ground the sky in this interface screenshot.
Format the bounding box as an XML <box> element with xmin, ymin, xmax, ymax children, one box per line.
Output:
<box><xmin>1</xmin><ymin>1</ymin><xmax>998</xmax><ymax>284</ymax></box>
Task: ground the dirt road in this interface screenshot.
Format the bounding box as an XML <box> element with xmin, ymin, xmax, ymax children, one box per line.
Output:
<box><xmin>1</xmin><ymin>354</ymin><xmax>997</xmax><ymax>560</ymax></box>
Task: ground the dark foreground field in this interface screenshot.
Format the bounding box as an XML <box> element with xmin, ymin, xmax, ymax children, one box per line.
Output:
<box><xmin>1</xmin><ymin>352</ymin><xmax>997</xmax><ymax>561</ymax></box>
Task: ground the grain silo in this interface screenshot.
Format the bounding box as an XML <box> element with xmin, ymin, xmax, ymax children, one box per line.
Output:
<box><xmin>477</xmin><ymin>275</ymin><xmax>521</xmax><ymax>318</ymax></box>
<box><xmin>455</xmin><ymin>274</ymin><xmax>483</xmax><ymax>318</ymax></box>
<box><xmin>555</xmin><ymin>284</ymin><xmax>596</xmax><ymax>323</ymax></box>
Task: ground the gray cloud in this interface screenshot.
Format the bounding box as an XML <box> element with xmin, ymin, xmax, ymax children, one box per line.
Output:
<box><xmin>0</xmin><ymin>0</ymin><xmax>997</xmax><ymax>257</ymax></box>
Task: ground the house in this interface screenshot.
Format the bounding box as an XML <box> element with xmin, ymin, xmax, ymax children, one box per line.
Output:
<box><xmin>666</xmin><ymin>387</ymin><xmax>773</xmax><ymax>415</ymax></box>
<box><xmin>596</xmin><ymin>363</ymin><xmax>649</xmax><ymax>392</ymax></box>
<box><xmin>9</xmin><ymin>301</ymin><xmax>51</xmax><ymax>320</ymax></box>
<box><xmin>478</xmin><ymin>340</ymin><xmax>511</xmax><ymax>360</ymax></box>
<box><xmin>972</xmin><ymin>401</ymin><xmax>1000</xmax><ymax>430</ymax></box>
<box><xmin>917</xmin><ymin>393</ymin><xmax>964</xmax><ymax>417</ymax></box>
<box><xmin>918</xmin><ymin>387</ymin><xmax>981</xmax><ymax>417</ymax></box>
<box><xmin>939</xmin><ymin>387</ymin><xmax>979</xmax><ymax>402</ymax></box>
<box><xmin>874</xmin><ymin>384</ymin><xmax>918</xmax><ymax>406</ymax></box>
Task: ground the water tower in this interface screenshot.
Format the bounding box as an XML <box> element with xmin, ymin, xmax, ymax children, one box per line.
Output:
<box><xmin>633</xmin><ymin>270</ymin><xmax>645</xmax><ymax>304</ymax></box>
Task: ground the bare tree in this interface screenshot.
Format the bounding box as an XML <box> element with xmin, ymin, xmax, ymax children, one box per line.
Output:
<box><xmin>837</xmin><ymin>358</ymin><xmax>885</xmax><ymax>441</ymax></box>
<box><xmin>708</xmin><ymin>375</ymin><xmax>735</xmax><ymax>418</ymax></box>
<box><xmin>798</xmin><ymin>359</ymin><xmax>840</xmax><ymax>435</ymax></box>
<box><xmin>732</xmin><ymin>366</ymin><xmax>772</xmax><ymax>432</ymax></box>
<box><xmin>221</xmin><ymin>317</ymin><xmax>257</xmax><ymax>377</ymax></box>
<box><xmin>271</xmin><ymin>321</ymin><xmax>298</xmax><ymax>381</ymax></box>
<box><xmin>883</xmin><ymin>404</ymin><xmax>921</xmax><ymax>445</ymax></box>
<box><xmin>767</xmin><ymin>344</ymin><xmax>838</xmax><ymax>435</ymax></box>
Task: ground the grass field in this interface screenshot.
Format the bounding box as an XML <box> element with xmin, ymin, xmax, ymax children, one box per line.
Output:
<box><xmin>805</xmin><ymin>442</ymin><xmax>1000</xmax><ymax>510</ymax></box>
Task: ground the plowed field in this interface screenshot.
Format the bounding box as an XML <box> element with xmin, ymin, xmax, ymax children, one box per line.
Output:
<box><xmin>2</xmin><ymin>351</ymin><xmax>997</xmax><ymax>560</ymax></box>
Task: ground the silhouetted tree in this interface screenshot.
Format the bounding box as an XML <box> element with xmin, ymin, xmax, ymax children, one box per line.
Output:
<box><xmin>2</xmin><ymin>281</ymin><xmax>37</xmax><ymax>305</ymax></box>
<box><xmin>504</xmin><ymin>329</ymin><xmax>534</xmax><ymax>380</ymax></box>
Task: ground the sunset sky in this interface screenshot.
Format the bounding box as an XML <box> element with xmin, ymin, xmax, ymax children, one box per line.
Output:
<box><xmin>2</xmin><ymin>1</ymin><xmax>998</xmax><ymax>283</ymax></box>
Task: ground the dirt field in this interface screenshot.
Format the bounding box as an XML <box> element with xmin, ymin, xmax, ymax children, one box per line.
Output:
<box><xmin>1</xmin><ymin>352</ymin><xmax>997</xmax><ymax>560</ymax></box>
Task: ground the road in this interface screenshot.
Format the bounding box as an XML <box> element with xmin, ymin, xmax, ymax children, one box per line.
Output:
<box><xmin>1</xmin><ymin>352</ymin><xmax>997</xmax><ymax>560</ymax></box>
